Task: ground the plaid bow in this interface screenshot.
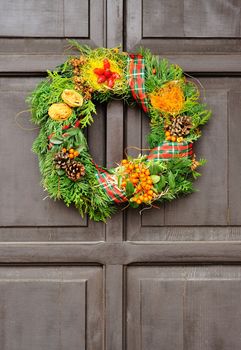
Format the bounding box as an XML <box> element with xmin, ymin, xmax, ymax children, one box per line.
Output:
<box><xmin>95</xmin><ymin>165</ymin><xmax>128</xmax><ymax>204</ymax></box>
<box><xmin>147</xmin><ymin>141</ymin><xmax>193</xmax><ymax>161</ymax></box>
<box><xmin>127</xmin><ymin>55</ymin><xmax>149</xmax><ymax>113</ymax></box>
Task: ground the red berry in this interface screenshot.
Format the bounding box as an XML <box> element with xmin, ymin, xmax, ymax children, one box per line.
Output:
<box><xmin>94</xmin><ymin>68</ymin><xmax>105</xmax><ymax>75</ymax></box>
<box><xmin>103</xmin><ymin>58</ymin><xmax>110</xmax><ymax>70</ymax></box>
<box><xmin>129</xmin><ymin>54</ymin><xmax>135</xmax><ymax>59</ymax></box>
<box><xmin>62</xmin><ymin>124</ymin><xmax>70</xmax><ymax>130</ymax></box>
<box><xmin>137</xmin><ymin>54</ymin><xmax>143</xmax><ymax>59</ymax></box>
<box><xmin>104</xmin><ymin>69</ymin><xmax>112</xmax><ymax>78</ymax></box>
<box><xmin>107</xmin><ymin>78</ymin><xmax>114</xmax><ymax>88</ymax></box>
<box><xmin>112</xmin><ymin>72</ymin><xmax>120</xmax><ymax>80</ymax></box>
<box><xmin>75</xmin><ymin>120</ymin><xmax>80</xmax><ymax>127</ymax></box>
<box><xmin>97</xmin><ymin>75</ymin><xmax>106</xmax><ymax>83</ymax></box>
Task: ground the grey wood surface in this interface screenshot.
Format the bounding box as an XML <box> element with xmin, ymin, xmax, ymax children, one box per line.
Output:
<box><xmin>127</xmin><ymin>266</ymin><xmax>241</xmax><ymax>350</ymax></box>
<box><xmin>0</xmin><ymin>0</ymin><xmax>241</xmax><ymax>349</ymax></box>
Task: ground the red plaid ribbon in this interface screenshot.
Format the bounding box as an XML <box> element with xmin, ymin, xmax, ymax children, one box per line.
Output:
<box><xmin>95</xmin><ymin>165</ymin><xmax>128</xmax><ymax>204</ymax></box>
<box><xmin>147</xmin><ymin>141</ymin><xmax>193</xmax><ymax>161</ymax></box>
<box><xmin>127</xmin><ymin>56</ymin><xmax>149</xmax><ymax>112</ymax></box>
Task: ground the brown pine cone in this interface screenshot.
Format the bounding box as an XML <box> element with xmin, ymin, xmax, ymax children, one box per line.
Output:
<box><xmin>54</xmin><ymin>151</ymin><xmax>70</xmax><ymax>170</ymax></box>
<box><xmin>66</xmin><ymin>161</ymin><xmax>85</xmax><ymax>182</ymax></box>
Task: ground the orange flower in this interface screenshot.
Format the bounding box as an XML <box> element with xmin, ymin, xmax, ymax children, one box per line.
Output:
<box><xmin>150</xmin><ymin>81</ymin><xmax>184</xmax><ymax>114</ymax></box>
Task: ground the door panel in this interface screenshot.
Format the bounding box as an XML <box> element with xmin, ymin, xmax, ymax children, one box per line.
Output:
<box><xmin>126</xmin><ymin>0</ymin><xmax>241</xmax><ymax>72</ymax></box>
<box><xmin>0</xmin><ymin>0</ymin><xmax>105</xmax><ymax>72</ymax></box>
<box><xmin>125</xmin><ymin>78</ymin><xmax>241</xmax><ymax>240</ymax></box>
<box><xmin>0</xmin><ymin>77</ymin><xmax>105</xmax><ymax>240</ymax></box>
<box><xmin>127</xmin><ymin>266</ymin><xmax>241</xmax><ymax>350</ymax></box>
<box><xmin>0</xmin><ymin>266</ymin><xmax>103</xmax><ymax>350</ymax></box>
<box><xmin>143</xmin><ymin>0</ymin><xmax>241</xmax><ymax>37</ymax></box>
<box><xmin>0</xmin><ymin>0</ymin><xmax>89</xmax><ymax>37</ymax></box>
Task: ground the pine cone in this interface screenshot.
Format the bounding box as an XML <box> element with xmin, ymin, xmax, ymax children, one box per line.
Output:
<box><xmin>54</xmin><ymin>151</ymin><xmax>70</xmax><ymax>170</ymax></box>
<box><xmin>191</xmin><ymin>155</ymin><xmax>200</xmax><ymax>171</ymax></box>
<box><xmin>166</xmin><ymin>116</ymin><xmax>192</xmax><ymax>137</ymax></box>
<box><xmin>66</xmin><ymin>160</ymin><xmax>85</xmax><ymax>182</ymax></box>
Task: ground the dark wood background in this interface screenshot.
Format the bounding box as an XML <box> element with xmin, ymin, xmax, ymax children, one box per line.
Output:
<box><xmin>0</xmin><ymin>0</ymin><xmax>241</xmax><ymax>349</ymax></box>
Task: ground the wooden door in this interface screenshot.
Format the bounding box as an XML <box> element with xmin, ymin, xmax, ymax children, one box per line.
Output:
<box><xmin>0</xmin><ymin>0</ymin><xmax>241</xmax><ymax>349</ymax></box>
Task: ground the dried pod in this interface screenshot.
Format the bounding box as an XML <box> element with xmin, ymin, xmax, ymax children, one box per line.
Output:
<box><xmin>61</xmin><ymin>89</ymin><xmax>83</xmax><ymax>107</ymax></box>
<box><xmin>48</xmin><ymin>103</ymin><xmax>72</xmax><ymax>121</ymax></box>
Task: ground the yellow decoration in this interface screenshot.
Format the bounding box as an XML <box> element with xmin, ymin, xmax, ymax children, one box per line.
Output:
<box><xmin>81</xmin><ymin>57</ymin><xmax>124</xmax><ymax>92</ymax></box>
<box><xmin>177</xmin><ymin>137</ymin><xmax>184</xmax><ymax>143</ymax></box>
<box><xmin>48</xmin><ymin>103</ymin><xmax>72</xmax><ymax>121</ymax></box>
<box><xmin>150</xmin><ymin>81</ymin><xmax>184</xmax><ymax>115</ymax></box>
<box><xmin>61</xmin><ymin>89</ymin><xmax>83</xmax><ymax>107</ymax></box>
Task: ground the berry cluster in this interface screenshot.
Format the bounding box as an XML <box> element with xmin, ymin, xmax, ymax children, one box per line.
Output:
<box><xmin>165</xmin><ymin>131</ymin><xmax>183</xmax><ymax>143</ymax></box>
<box><xmin>94</xmin><ymin>58</ymin><xmax>120</xmax><ymax>88</ymax></box>
<box><xmin>61</xmin><ymin>147</ymin><xmax>79</xmax><ymax>159</ymax></box>
<box><xmin>120</xmin><ymin>159</ymin><xmax>156</xmax><ymax>205</ymax></box>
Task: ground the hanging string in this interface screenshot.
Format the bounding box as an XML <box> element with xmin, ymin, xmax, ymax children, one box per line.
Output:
<box><xmin>124</xmin><ymin>145</ymin><xmax>151</xmax><ymax>158</ymax></box>
<box><xmin>184</xmin><ymin>72</ymin><xmax>207</xmax><ymax>102</ymax></box>
<box><xmin>15</xmin><ymin>109</ymin><xmax>39</xmax><ymax>131</ymax></box>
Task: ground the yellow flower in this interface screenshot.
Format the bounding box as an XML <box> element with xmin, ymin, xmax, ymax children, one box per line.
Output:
<box><xmin>177</xmin><ymin>137</ymin><xmax>184</xmax><ymax>143</ymax></box>
<box><xmin>48</xmin><ymin>103</ymin><xmax>72</xmax><ymax>121</ymax></box>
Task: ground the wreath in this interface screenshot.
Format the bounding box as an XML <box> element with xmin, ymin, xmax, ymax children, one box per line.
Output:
<box><xmin>28</xmin><ymin>41</ymin><xmax>211</xmax><ymax>222</ymax></box>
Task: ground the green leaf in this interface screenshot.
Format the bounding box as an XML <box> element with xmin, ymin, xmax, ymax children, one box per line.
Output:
<box><xmin>168</xmin><ymin>171</ymin><xmax>175</xmax><ymax>189</ymax></box>
<box><xmin>154</xmin><ymin>176</ymin><xmax>166</xmax><ymax>192</ymax></box>
<box><xmin>130</xmin><ymin>201</ymin><xmax>139</xmax><ymax>208</ymax></box>
<box><xmin>126</xmin><ymin>181</ymin><xmax>135</xmax><ymax>197</ymax></box>
<box><xmin>56</xmin><ymin>169</ymin><xmax>65</xmax><ymax>176</ymax></box>
<box><xmin>50</xmin><ymin>137</ymin><xmax>63</xmax><ymax>145</ymax></box>
<box><xmin>149</xmin><ymin>163</ymin><xmax>162</xmax><ymax>175</ymax></box>
<box><xmin>65</xmin><ymin>127</ymin><xmax>79</xmax><ymax>136</ymax></box>
<box><xmin>118</xmin><ymin>175</ymin><xmax>122</xmax><ymax>188</ymax></box>
<box><xmin>150</xmin><ymin>175</ymin><xmax>160</xmax><ymax>184</ymax></box>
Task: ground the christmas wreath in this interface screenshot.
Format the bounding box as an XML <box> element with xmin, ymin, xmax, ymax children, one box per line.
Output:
<box><xmin>28</xmin><ymin>41</ymin><xmax>211</xmax><ymax>222</ymax></box>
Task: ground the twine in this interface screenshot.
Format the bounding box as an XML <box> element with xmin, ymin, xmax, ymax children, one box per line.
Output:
<box><xmin>124</xmin><ymin>145</ymin><xmax>151</xmax><ymax>158</ymax></box>
<box><xmin>15</xmin><ymin>109</ymin><xmax>39</xmax><ymax>131</ymax></box>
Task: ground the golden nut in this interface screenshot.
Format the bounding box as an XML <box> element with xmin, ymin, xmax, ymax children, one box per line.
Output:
<box><xmin>48</xmin><ymin>103</ymin><xmax>72</xmax><ymax>121</ymax></box>
<box><xmin>61</xmin><ymin>89</ymin><xmax>84</xmax><ymax>107</ymax></box>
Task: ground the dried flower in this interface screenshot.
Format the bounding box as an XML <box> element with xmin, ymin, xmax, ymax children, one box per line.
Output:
<box><xmin>48</xmin><ymin>103</ymin><xmax>72</xmax><ymax>121</ymax></box>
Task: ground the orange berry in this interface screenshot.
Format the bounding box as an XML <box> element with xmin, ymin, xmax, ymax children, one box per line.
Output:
<box><xmin>122</xmin><ymin>159</ymin><xmax>128</xmax><ymax>164</ymax></box>
<box><xmin>129</xmin><ymin>164</ymin><xmax>134</xmax><ymax>170</ymax></box>
<box><xmin>132</xmin><ymin>179</ymin><xmax>139</xmax><ymax>184</ymax></box>
<box><xmin>171</xmin><ymin>136</ymin><xmax>177</xmax><ymax>142</ymax></box>
<box><xmin>148</xmin><ymin>190</ymin><xmax>153</xmax><ymax>195</ymax></box>
<box><xmin>121</xmin><ymin>181</ymin><xmax>126</xmax><ymax>187</ymax></box>
<box><xmin>136</xmin><ymin>199</ymin><xmax>142</xmax><ymax>204</ymax></box>
<box><xmin>74</xmin><ymin>151</ymin><xmax>79</xmax><ymax>157</ymax></box>
<box><xmin>69</xmin><ymin>153</ymin><xmax>74</xmax><ymax>159</ymax></box>
<box><xmin>145</xmin><ymin>170</ymin><xmax>150</xmax><ymax>176</ymax></box>
<box><xmin>165</xmin><ymin>131</ymin><xmax>171</xmax><ymax>136</ymax></box>
<box><xmin>62</xmin><ymin>148</ymin><xmax>67</xmax><ymax>153</ymax></box>
<box><xmin>139</xmin><ymin>195</ymin><xmax>144</xmax><ymax>201</ymax></box>
<box><xmin>147</xmin><ymin>179</ymin><xmax>152</xmax><ymax>185</ymax></box>
<box><xmin>148</xmin><ymin>195</ymin><xmax>153</xmax><ymax>200</ymax></box>
<box><xmin>166</xmin><ymin>136</ymin><xmax>172</xmax><ymax>141</ymax></box>
<box><xmin>69</xmin><ymin>148</ymin><xmax>74</xmax><ymax>154</ymax></box>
